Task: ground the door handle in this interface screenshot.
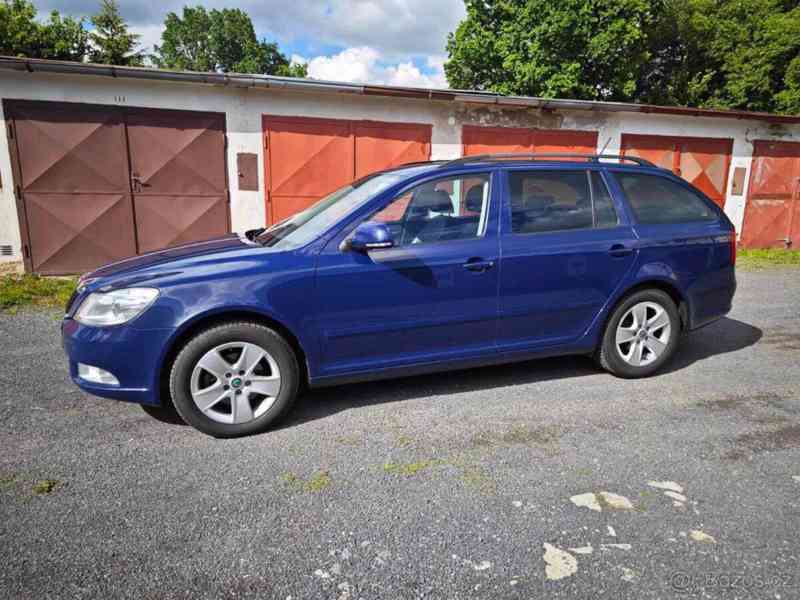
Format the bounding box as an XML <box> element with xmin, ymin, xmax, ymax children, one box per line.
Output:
<box><xmin>463</xmin><ymin>258</ymin><xmax>495</xmax><ymax>272</ymax></box>
<box><xmin>608</xmin><ymin>244</ymin><xmax>633</xmax><ymax>258</ymax></box>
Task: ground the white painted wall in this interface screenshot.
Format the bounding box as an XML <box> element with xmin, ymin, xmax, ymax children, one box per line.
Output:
<box><xmin>2</xmin><ymin>69</ymin><xmax>800</xmax><ymax>265</ymax></box>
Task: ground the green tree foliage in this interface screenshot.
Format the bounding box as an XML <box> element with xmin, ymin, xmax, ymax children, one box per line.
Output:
<box><xmin>446</xmin><ymin>0</ymin><xmax>800</xmax><ymax>114</ymax></box>
<box><xmin>153</xmin><ymin>6</ymin><xmax>307</xmax><ymax>77</ymax></box>
<box><xmin>0</xmin><ymin>0</ymin><xmax>88</xmax><ymax>61</ymax></box>
<box><xmin>89</xmin><ymin>0</ymin><xmax>143</xmax><ymax>66</ymax></box>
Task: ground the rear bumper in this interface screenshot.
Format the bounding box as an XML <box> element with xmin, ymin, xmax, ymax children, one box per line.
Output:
<box><xmin>688</xmin><ymin>267</ymin><xmax>736</xmax><ymax>330</ymax></box>
<box><xmin>62</xmin><ymin>319</ymin><xmax>173</xmax><ymax>406</ymax></box>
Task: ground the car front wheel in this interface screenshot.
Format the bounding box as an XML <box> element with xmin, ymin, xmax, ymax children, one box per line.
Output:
<box><xmin>598</xmin><ymin>289</ymin><xmax>680</xmax><ymax>378</ymax></box>
<box><xmin>169</xmin><ymin>321</ymin><xmax>299</xmax><ymax>437</ymax></box>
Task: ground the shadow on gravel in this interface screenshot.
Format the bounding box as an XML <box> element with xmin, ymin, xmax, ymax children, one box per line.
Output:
<box><xmin>281</xmin><ymin>317</ymin><xmax>762</xmax><ymax>429</ymax></box>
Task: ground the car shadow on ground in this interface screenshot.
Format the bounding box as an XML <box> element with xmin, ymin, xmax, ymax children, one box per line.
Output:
<box><xmin>280</xmin><ymin>317</ymin><xmax>762</xmax><ymax>429</ymax></box>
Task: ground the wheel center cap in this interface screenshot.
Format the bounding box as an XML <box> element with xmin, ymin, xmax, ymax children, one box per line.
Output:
<box><xmin>231</xmin><ymin>377</ymin><xmax>243</xmax><ymax>388</ymax></box>
<box><xmin>637</xmin><ymin>329</ymin><xmax>648</xmax><ymax>340</ymax></box>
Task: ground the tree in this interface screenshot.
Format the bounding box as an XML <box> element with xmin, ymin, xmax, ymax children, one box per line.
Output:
<box><xmin>89</xmin><ymin>0</ymin><xmax>143</xmax><ymax>66</ymax></box>
<box><xmin>445</xmin><ymin>0</ymin><xmax>800</xmax><ymax>114</ymax></box>
<box><xmin>0</xmin><ymin>0</ymin><xmax>87</xmax><ymax>61</ymax></box>
<box><xmin>153</xmin><ymin>6</ymin><xmax>306</xmax><ymax>77</ymax></box>
<box><xmin>445</xmin><ymin>0</ymin><xmax>660</xmax><ymax>101</ymax></box>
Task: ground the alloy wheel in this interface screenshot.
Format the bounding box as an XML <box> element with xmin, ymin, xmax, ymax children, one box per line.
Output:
<box><xmin>615</xmin><ymin>301</ymin><xmax>672</xmax><ymax>367</ymax></box>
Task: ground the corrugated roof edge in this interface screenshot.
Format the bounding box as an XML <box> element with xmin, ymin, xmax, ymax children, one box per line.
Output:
<box><xmin>2</xmin><ymin>55</ymin><xmax>799</xmax><ymax>125</ymax></box>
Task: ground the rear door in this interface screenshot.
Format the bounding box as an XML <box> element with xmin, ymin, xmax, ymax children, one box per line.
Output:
<box><xmin>497</xmin><ymin>167</ymin><xmax>637</xmax><ymax>350</ymax></box>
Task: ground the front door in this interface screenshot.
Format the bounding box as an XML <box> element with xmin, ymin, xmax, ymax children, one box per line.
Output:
<box><xmin>497</xmin><ymin>168</ymin><xmax>637</xmax><ymax>350</ymax></box>
<box><xmin>315</xmin><ymin>172</ymin><xmax>500</xmax><ymax>377</ymax></box>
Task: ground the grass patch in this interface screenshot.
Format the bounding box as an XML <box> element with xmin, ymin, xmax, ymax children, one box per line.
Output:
<box><xmin>383</xmin><ymin>459</ymin><xmax>443</xmax><ymax>477</ymax></box>
<box><xmin>32</xmin><ymin>479</ymin><xmax>60</xmax><ymax>495</ymax></box>
<box><xmin>280</xmin><ymin>470</ymin><xmax>332</xmax><ymax>493</ymax></box>
<box><xmin>737</xmin><ymin>249</ymin><xmax>800</xmax><ymax>270</ymax></box>
<box><xmin>0</xmin><ymin>274</ymin><xmax>76</xmax><ymax>311</ymax></box>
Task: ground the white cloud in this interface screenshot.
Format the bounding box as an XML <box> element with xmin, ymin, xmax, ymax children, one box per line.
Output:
<box><xmin>131</xmin><ymin>24</ymin><xmax>165</xmax><ymax>55</ymax></box>
<box><xmin>41</xmin><ymin>0</ymin><xmax>466</xmax><ymax>62</ymax></box>
<box><xmin>300</xmin><ymin>46</ymin><xmax>448</xmax><ymax>88</ymax></box>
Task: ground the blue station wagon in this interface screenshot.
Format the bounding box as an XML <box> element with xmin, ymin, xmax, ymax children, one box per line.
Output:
<box><xmin>62</xmin><ymin>154</ymin><xmax>737</xmax><ymax>437</ymax></box>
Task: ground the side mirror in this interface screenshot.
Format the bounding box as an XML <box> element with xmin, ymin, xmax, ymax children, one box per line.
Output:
<box><xmin>348</xmin><ymin>222</ymin><xmax>395</xmax><ymax>252</ymax></box>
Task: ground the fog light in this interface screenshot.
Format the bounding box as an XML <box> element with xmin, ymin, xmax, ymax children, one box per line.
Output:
<box><xmin>78</xmin><ymin>363</ymin><xmax>120</xmax><ymax>386</ymax></box>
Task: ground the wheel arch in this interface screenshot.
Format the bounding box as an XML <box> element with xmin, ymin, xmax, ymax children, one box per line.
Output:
<box><xmin>604</xmin><ymin>278</ymin><xmax>690</xmax><ymax>337</ymax></box>
<box><xmin>156</xmin><ymin>308</ymin><xmax>310</xmax><ymax>407</ymax></box>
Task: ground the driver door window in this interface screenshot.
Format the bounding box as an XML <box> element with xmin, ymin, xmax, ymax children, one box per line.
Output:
<box><xmin>370</xmin><ymin>174</ymin><xmax>491</xmax><ymax>246</ymax></box>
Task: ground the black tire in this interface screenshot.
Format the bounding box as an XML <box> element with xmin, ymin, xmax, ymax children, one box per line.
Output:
<box><xmin>598</xmin><ymin>289</ymin><xmax>680</xmax><ymax>379</ymax></box>
<box><xmin>140</xmin><ymin>402</ymin><xmax>186</xmax><ymax>426</ymax></box>
<box><xmin>169</xmin><ymin>321</ymin><xmax>299</xmax><ymax>438</ymax></box>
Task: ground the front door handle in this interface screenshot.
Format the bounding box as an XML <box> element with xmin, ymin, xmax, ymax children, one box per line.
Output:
<box><xmin>608</xmin><ymin>244</ymin><xmax>634</xmax><ymax>258</ymax></box>
<box><xmin>463</xmin><ymin>258</ymin><xmax>495</xmax><ymax>272</ymax></box>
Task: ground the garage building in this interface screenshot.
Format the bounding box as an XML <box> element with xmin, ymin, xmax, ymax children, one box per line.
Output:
<box><xmin>1</xmin><ymin>56</ymin><xmax>799</xmax><ymax>274</ymax></box>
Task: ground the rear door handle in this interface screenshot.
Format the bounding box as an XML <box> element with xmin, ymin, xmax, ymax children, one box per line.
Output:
<box><xmin>608</xmin><ymin>244</ymin><xmax>634</xmax><ymax>258</ymax></box>
<box><xmin>463</xmin><ymin>258</ymin><xmax>495</xmax><ymax>272</ymax></box>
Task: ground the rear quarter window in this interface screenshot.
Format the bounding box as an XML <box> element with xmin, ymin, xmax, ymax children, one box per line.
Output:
<box><xmin>614</xmin><ymin>172</ymin><xmax>718</xmax><ymax>224</ymax></box>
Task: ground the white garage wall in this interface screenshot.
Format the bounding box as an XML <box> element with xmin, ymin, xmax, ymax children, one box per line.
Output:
<box><xmin>2</xmin><ymin>69</ymin><xmax>800</xmax><ymax>265</ymax></box>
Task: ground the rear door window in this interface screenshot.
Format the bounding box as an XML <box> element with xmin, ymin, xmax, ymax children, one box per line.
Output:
<box><xmin>507</xmin><ymin>170</ymin><xmax>618</xmax><ymax>234</ymax></box>
<box><xmin>614</xmin><ymin>172</ymin><xmax>717</xmax><ymax>224</ymax></box>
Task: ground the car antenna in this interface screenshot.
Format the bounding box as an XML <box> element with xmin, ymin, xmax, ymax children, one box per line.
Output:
<box><xmin>599</xmin><ymin>137</ymin><xmax>612</xmax><ymax>155</ymax></box>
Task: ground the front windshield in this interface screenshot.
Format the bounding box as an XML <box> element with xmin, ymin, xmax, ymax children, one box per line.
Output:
<box><xmin>255</xmin><ymin>165</ymin><xmax>434</xmax><ymax>249</ymax></box>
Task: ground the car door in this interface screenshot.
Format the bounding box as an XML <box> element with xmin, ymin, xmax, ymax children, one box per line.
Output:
<box><xmin>497</xmin><ymin>167</ymin><xmax>638</xmax><ymax>351</ymax></box>
<box><xmin>314</xmin><ymin>171</ymin><xmax>500</xmax><ymax>377</ymax></box>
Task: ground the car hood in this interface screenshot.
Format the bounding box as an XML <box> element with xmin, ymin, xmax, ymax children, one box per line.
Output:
<box><xmin>80</xmin><ymin>234</ymin><xmax>256</xmax><ymax>288</ymax></box>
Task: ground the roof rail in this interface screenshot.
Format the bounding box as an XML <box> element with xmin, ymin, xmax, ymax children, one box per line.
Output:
<box><xmin>442</xmin><ymin>153</ymin><xmax>656</xmax><ymax>168</ymax></box>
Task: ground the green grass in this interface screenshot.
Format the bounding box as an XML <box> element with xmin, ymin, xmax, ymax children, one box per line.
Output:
<box><xmin>32</xmin><ymin>479</ymin><xmax>60</xmax><ymax>495</ymax></box>
<box><xmin>737</xmin><ymin>249</ymin><xmax>800</xmax><ymax>270</ymax></box>
<box><xmin>0</xmin><ymin>274</ymin><xmax>76</xmax><ymax>311</ymax></box>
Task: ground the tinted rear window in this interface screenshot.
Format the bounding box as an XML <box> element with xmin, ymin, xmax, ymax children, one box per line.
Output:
<box><xmin>615</xmin><ymin>172</ymin><xmax>717</xmax><ymax>224</ymax></box>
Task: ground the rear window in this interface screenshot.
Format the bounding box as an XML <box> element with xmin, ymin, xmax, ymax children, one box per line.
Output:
<box><xmin>507</xmin><ymin>170</ymin><xmax>618</xmax><ymax>234</ymax></box>
<box><xmin>614</xmin><ymin>172</ymin><xmax>717</xmax><ymax>224</ymax></box>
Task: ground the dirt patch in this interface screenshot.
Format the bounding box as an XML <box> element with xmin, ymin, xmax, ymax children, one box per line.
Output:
<box><xmin>760</xmin><ymin>330</ymin><xmax>800</xmax><ymax>351</ymax></box>
<box><xmin>724</xmin><ymin>424</ymin><xmax>800</xmax><ymax>460</ymax></box>
<box><xmin>471</xmin><ymin>424</ymin><xmax>564</xmax><ymax>456</ymax></box>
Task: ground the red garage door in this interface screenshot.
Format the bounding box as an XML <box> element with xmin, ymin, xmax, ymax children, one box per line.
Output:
<box><xmin>621</xmin><ymin>134</ymin><xmax>732</xmax><ymax>208</ymax></box>
<box><xmin>5</xmin><ymin>100</ymin><xmax>229</xmax><ymax>274</ymax></box>
<box><xmin>263</xmin><ymin>116</ymin><xmax>431</xmax><ymax>224</ymax></box>
<box><xmin>462</xmin><ymin>125</ymin><xmax>598</xmax><ymax>157</ymax></box>
<box><xmin>740</xmin><ymin>140</ymin><xmax>800</xmax><ymax>248</ymax></box>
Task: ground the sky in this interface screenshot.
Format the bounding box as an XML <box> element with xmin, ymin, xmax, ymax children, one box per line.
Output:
<box><xmin>36</xmin><ymin>0</ymin><xmax>467</xmax><ymax>88</ymax></box>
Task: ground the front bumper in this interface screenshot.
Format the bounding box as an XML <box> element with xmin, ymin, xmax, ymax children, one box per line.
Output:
<box><xmin>62</xmin><ymin>319</ymin><xmax>174</xmax><ymax>406</ymax></box>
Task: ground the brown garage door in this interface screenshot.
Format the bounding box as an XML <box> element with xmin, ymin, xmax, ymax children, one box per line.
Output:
<box><xmin>5</xmin><ymin>100</ymin><xmax>229</xmax><ymax>274</ymax></box>
<box><xmin>740</xmin><ymin>140</ymin><xmax>800</xmax><ymax>248</ymax></box>
<box><xmin>462</xmin><ymin>125</ymin><xmax>598</xmax><ymax>157</ymax></box>
<box><xmin>263</xmin><ymin>116</ymin><xmax>431</xmax><ymax>224</ymax></box>
<box><xmin>620</xmin><ymin>134</ymin><xmax>732</xmax><ymax>208</ymax></box>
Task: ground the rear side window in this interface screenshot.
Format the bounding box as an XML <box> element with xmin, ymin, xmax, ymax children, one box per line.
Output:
<box><xmin>508</xmin><ymin>170</ymin><xmax>618</xmax><ymax>234</ymax></box>
<box><xmin>615</xmin><ymin>172</ymin><xmax>717</xmax><ymax>224</ymax></box>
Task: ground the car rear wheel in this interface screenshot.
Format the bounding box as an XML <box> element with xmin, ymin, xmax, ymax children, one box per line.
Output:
<box><xmin>169</xmin><ymin>321</ymin><xmax>299</xmax><ymax>437</ymax></box>
<box><xmin>598</xmin><ymin>289</ymin><xmax>680</xmax><ymax>378</ymax></box>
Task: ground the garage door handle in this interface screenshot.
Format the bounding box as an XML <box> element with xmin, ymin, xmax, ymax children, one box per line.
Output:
<box><xmin>463</xmin><ymin>258</ymin><xmax>495</xmax><ymax>272</ymax></box>
<box><xmin>609</xmin><ymin>244</ymin><xmax>633</xmax><ymax>257</ymax></box>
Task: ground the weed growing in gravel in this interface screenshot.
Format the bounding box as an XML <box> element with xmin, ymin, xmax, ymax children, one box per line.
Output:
<box><xmin>383</xmin><ymin>460</ymin><xmax>438</xmax><ymax>477</ymax></box>
<box><xmin>32</xmin><ymin>479</ymin><xmax>59</xmax><ymax>495</ymax></box>
<box><xmin>281</xmin><ymin>471</ymin><xmax>332</xmax><ymax>493</ymax></box>
<box><xmin>0</xmin><ymin>274</ymin><xmax>76</xmax><ymax>311</ymax></box>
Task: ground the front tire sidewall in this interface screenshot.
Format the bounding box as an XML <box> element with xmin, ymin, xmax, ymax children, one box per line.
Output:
<box><xmin>169</xmin><ymin>322</ymin><xmax>299</xmax><ymax>438</ymax></box>
<box><xmin>601</xmin><ymin>290</ymin><xmax>680</xmax><ymax>379</ymax></box>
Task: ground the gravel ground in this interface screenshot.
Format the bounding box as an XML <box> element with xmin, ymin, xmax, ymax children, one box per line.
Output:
<box><xmin>1</xmin><ymin>269</ymin><xmax>799</xmax><ymax>600</ymax></box>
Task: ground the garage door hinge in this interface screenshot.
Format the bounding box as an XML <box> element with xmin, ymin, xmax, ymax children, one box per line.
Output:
<box><xmin>22</xmin><ymin>244</ymin><xmax>29</xmax><ymax>258</ymax></box>
<box><xmin>6</xmin><ymin>123</ymin><xmax>13</xmax><ymax>140</ymax></box>
<box><xmin>14</xmin><ymin>184</ymin><xmax>21</xmax><ymax>199</ymax></box>
<box><xmin>264</xmin><ymin>136</ymin><xmax>268</xmax><ymax>149</ymax></box>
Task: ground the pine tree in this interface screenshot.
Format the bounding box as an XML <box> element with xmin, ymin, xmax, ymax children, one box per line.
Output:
<box><xmin>89</xmin><ymin>0</ymin><xmax>143</xmax><ymax>66</ymax></box>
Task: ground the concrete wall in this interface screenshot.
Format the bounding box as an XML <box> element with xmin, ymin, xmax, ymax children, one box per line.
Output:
<box><xmin>2</xmin><ymin>69</ymin><xmax>800</xmax><ymax>264</ymax></box>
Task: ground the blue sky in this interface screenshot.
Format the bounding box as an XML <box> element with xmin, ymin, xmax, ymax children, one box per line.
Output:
<box><xmin>37</xmin><ymin>0</ymin><xmax>467</xmax><ymax>87</ymax></box>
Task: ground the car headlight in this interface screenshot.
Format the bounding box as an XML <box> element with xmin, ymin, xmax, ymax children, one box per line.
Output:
<box><xmin>74</xmin><ymin>288</ymin><xmax>159</xmax><ymax>326</ymax></box>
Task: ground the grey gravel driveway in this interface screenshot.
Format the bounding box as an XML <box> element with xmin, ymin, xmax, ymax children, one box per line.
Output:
<box><xmin>1</xmin><ymin>269</ymin><xmax>799</xmax><ymax>599</ymax></box>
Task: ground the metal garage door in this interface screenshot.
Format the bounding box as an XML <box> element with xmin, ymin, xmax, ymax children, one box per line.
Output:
<box><xmin>126</xmin><ymin>109</ymin><xmax>228</xmax><ymax>253</ymax></box>
<box><xmin>740</xmin><ymin>140</ymin><xmax>800</xmax><ymax>248</ymax></box>
<box><xmin>462</xmin><ymin>125</ymin><xmax>598</xmax><ymax>157</ymax></box>
<box><xmin>5</xmin><ymin>100</ymin><xmax>229</xmax><ymax>274</ymax></box>
<box><xmin>263</xmin><ymin>116</ymin><xmax>431</xmax><ymax>224</ymax></box>
<box><xmin>620</xmin><ymin>134</ymin><xmax>732</xmax><ymax>208</ymax></box>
